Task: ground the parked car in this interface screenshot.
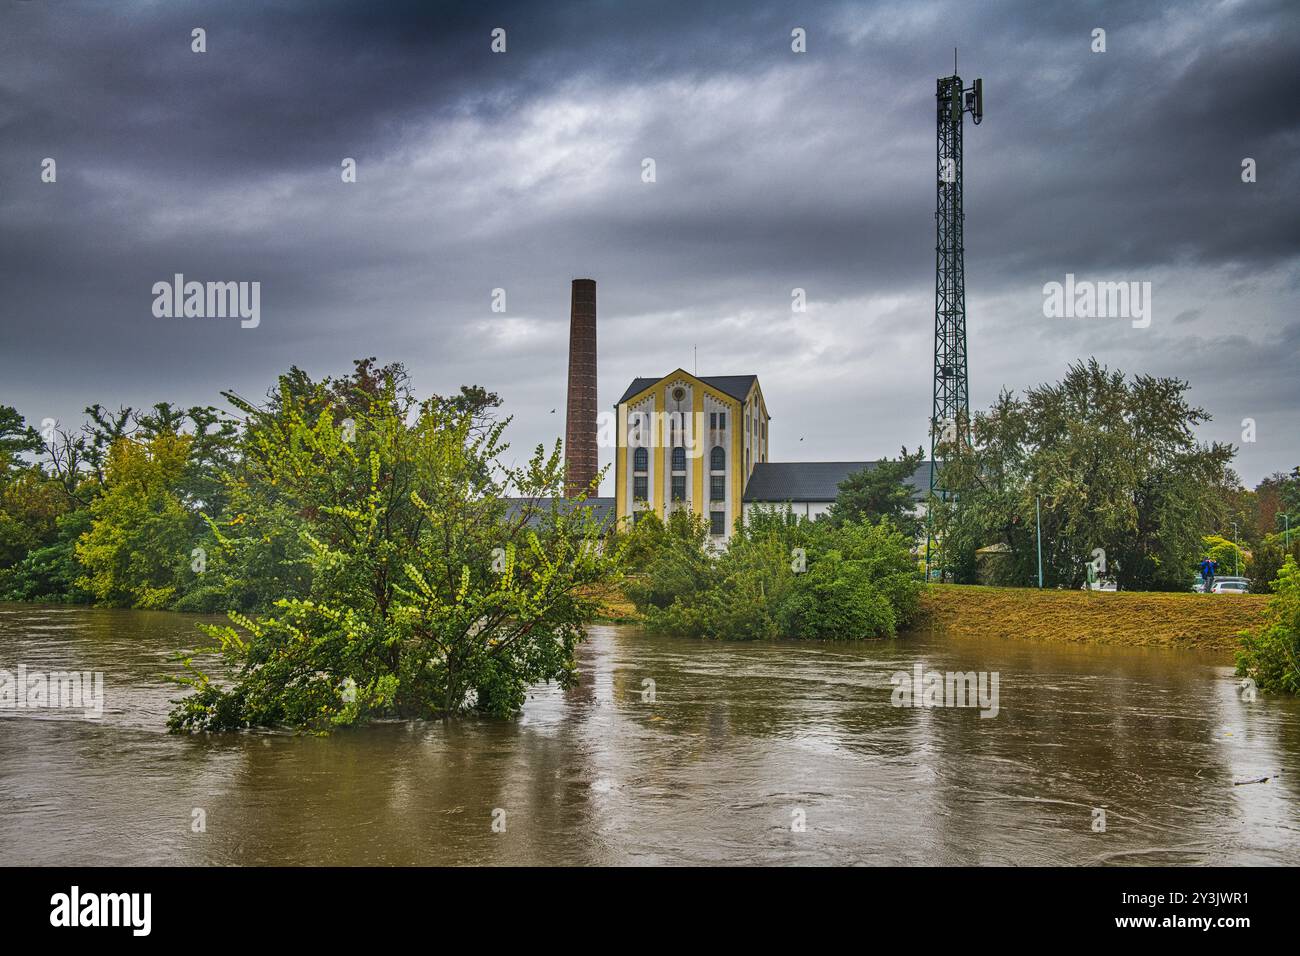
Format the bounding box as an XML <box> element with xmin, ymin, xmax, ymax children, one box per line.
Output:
<box><xmin>1210</xmin><ymin>578</ymin><xmax>1250</xmax><ymax>594</ymax></box>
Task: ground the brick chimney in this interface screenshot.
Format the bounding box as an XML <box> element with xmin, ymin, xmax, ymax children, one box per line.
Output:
<box><xmin>564</xmin><ymin>278</ymin><xmax>598</xmax><ymax>497</ymax></box>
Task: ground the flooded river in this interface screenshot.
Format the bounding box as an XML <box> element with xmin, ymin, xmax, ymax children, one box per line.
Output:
<box><xmin>1</xmin><ymin>603</ymin><xmax>1297</xmax><ymax>865</ymax></box>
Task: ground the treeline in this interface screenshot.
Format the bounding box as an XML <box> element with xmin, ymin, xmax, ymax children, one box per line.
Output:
<box><xmin>0</xmin><ymin>362</ymin><xmax>503</xmax><ymax>612</ymax></box>
<box><xmin>929</xmin><ymin>359</ymin><xmax>1300</xmax><ymax>593</ymax></box>
<box><xmin>0</xmin><ymin>401</ymin><xmax>238</xmax><ymax>607</ymax></box>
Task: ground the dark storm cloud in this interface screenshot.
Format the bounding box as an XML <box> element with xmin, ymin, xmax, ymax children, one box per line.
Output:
<box><xmin>0</xmin><ymin>0</ymin><xmax>1296</xmax><ymax>485</ymax></box>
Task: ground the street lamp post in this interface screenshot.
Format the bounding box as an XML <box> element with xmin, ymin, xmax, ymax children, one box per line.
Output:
<box><xmin>1036</xmin><ymin>494</ymin><xmax>1043</xmax><ymax>589</ymax></box>
<box><xmin>1232</xmin><ymin>521</ymin><xmax>1240</xmax><ymax>576</ymax></box>
<box><xmin>1280</xmin><ymin>512</ymin><xmax>1292</xmax><ymax>550</ymax></box>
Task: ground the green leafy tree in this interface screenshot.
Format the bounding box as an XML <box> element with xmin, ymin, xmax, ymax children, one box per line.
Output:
<box><xmin>1255</xmin><ymin>467</ymin><xmax>1300</xmax><ymax>544</ymax></box>
<box><xmin>828</xmin><ymin>446</ymin><xmax>925</xmax><ymax>538</ymax></box>
<box><xmin>620</xmin><ymin>509</ymin><xmax>713</xmax><ymax>607</ymax></box>
<box><xmin>0</xmin><ymin>468</ymin><xmax>66</xmax><ymax>567</ymax></box>
<box><xmin>0</xmin><ymin>509</ymin><xmax>93</xmax><ymax>602</ymax></box>
<box><xmin>0</xmin><ymin>407</ymin><xmax>91</xmax><ymax>600</ymax></box>
<box><xmin>1246</xmin><ymin>534</ymin><xmax>1300</xmax><ymax>595</ymax></box>
<box><xmin>1281</xmin><ymin>467</ymin><xmax>1300</xmax><ymax>515</ymax></box>
<box><xmin>75</xmin><ymin>433</ymin><xmax>195</xmax><ymax>608</ymax></box>
<box><xmin>1217</xmin><ymin>480</ymin><xmax>1259</xmax><ymax>549</ymax></box>
<box><xmin>932</xmin><ymin>359</ymin><xmax>1234</xmax><ymax>590</ymax></box>
<box><xmin>0</xmin><ymin>406</ymin><xmax>41</xmax><ymax>480</ymax></box>
<box><xmin>169</xmin><ymin>362</ymin><xmax>619</xmax><ymax>732</ymax></box>
<box><xmin>81</xmin><ymin>404</ymin><xmax>135</xmax><ymax>484</ymax></box>
<box><xmin>1201</xmin><ymin>534</ymin><xmax>1244</xmax><ymax>578</ymax></box>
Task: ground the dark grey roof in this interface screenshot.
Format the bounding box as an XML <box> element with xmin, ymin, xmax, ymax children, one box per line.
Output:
<box><xmin>617</xmin><ymin>374</ymin><xmax>758</xmax><ymax>405</ymax></box>
<box><xmin>742</xmin><ymin>462</ymin><xmax>933</xmax><ymax>503</ymax></box>
<box><xmin>502</xmin><ymin>497</ymin><xmax>616</xmax><ymax>530</ymax></box>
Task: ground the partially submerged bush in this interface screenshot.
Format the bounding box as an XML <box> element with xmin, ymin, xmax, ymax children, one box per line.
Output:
<box><xmin>626</xmin><ymin>506</ymin><xmax>919</xmax><ymax>640</ymax></box>
<box><xmin>1237</xmin><ymin>556</ymin><xmax>1300</xmax><ymax>695</ymax></box>
<box><xmin>168</xmin><ymin>367</ymin><xmax>619</xmax><ymax>733</ymax></box>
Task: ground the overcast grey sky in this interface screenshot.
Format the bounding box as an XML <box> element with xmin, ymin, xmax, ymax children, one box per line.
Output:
<box><xmin>1</xmin><ymin>0</ymin><xmax>1297</xmax><ymax>491</ymax></box>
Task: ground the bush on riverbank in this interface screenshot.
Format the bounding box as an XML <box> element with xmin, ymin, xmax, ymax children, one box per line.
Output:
<box><xmin>1237</xmin><ymin>557</ymin><xmax>1300</xmax><ymax>695</ymax></box>
<box><xmin>623</xmin><ymin>507</ymin><xmax>919</xmax><ymax>640</ymax></box>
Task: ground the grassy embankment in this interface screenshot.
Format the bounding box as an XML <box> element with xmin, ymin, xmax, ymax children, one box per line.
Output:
<box><xmin>591</xmin><ymin>581</ymin><xmax>1268</xmax><ymax>654</ymax></box>
<box><xmin>586</xmin><ymin>583</ymin><xmax>642</xmax><ymax>623</ymax></box>
<box><xmin>916</xmin><ymin>584</ymin><xmax>1267</xmax><ymax>654</ymax></box>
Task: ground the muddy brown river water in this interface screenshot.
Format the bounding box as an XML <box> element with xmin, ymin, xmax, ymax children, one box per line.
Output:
<box><xmin>1</xmin><ymin>603</ymin><xmax>1297</xmax><ymax>865</ymax></box>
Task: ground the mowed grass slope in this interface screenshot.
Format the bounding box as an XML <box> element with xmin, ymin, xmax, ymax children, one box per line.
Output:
<box><xmin>917</xmin><ymin>584</ymin><xmax>1268</xmax><ymax>654</ymax></box>
<box><xmin>585</xmin><ymin>583</ymin><xmax>642</xmax><ymax>623</ymax></box>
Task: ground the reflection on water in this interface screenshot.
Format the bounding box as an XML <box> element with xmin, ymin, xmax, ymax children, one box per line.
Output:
<box><xmin>1</xmin><ymin>602</ymin><xmax>1297</xmax><ymax>865</ymax></box>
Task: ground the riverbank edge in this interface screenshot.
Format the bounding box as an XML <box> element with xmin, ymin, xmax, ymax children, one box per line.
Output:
<box><xmin>592</xmin><ymin>582</ymin><xmax>1268</xmax><ymax>655</ymax></box>
<box><xmin>915</xmin><ymin>583</ymin><xmax>1267</xmax><ymax>655</ymax></box>
<box><xmin>4</xmin><ymin>582</ymin><xmax>1268</xmax><ymax>656</ymax></box>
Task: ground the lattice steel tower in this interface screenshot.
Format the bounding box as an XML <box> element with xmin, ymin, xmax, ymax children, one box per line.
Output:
<box><xmin>926</xmin><ymin>71</ymin><xmax>982</xmax><ymax>580</ymax></box>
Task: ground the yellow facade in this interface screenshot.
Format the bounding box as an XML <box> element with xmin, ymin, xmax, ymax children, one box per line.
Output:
<box><xmin>614</xmin><ymin>370</ymin><xmax>769</xmax><ymax>538</ymax></box>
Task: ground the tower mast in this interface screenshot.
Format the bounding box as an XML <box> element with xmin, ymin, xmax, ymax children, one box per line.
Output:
<box><xmin>925</xmin><ymin>71</ymin><xmax>982</xmax><ymax>581</ymax></box>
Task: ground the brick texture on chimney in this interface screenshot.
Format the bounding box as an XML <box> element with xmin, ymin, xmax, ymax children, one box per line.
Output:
<box><xmin>564</xmin><ymin>278</ymin><xmax>598</xmax><ymax>497</ymax></box>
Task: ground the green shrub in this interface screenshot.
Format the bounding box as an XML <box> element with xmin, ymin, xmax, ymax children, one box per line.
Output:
<box><xmin>168</xmin><ymin>367</ymin><xmax>619</xmax><ymax>733</ymax></box>
<box><xmin>1237</xmin><ymin>556</ymin><xmax>1300</xmax><ymax>695</ymax></box>
<box><xmin>628</xmin><ymin>508</ymin><xmax>919</xmax><ymax>641</ymax></box>
<box><xmin>778</xmin><ymin>553</ymin><xmax>899</xmax><ymax>639</ymax></box>
<box><xmin>1246</xmin><ymin>534</ymin><xmax>1300</xmax><ymax>596</ymax></box>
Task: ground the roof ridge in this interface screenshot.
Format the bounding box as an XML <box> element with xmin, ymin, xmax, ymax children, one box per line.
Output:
<box><xmin>617</xmin><ymin>373</ymin><xmax>759</xmax><ymax>405</ymax></box>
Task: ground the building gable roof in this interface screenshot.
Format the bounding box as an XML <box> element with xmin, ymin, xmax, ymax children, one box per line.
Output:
<box><xmin>617</xmin><ymin>373</ymin><xmax>758</xmax><ymax>406</ymax></box>
<box><xmin>742</xmin><ymin>461</ymin><xmax>934</xmax><ymax>503</ymax></box>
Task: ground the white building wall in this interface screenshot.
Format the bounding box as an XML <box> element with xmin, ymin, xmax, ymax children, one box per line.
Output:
<box><xmin>743</xmin><ymin>501</ymin><xmax>836</xmax><ymax>523</ymax></box>
<box><xmin>662</xmin><ymin>379</ymin><xmax>693</xmax><ymax>517</ymax></box>
<box><xmin>625</xmin><ymin>396</ymin><xmax>654</xmax><ymax>513</ymax></box>
<box><xmin>704</xmin><ymin>393</ymin><xmax>731</xmax><ymax>539</ymax></box>
<box><xmin>743</xmin><ymin>500</ymin><xmax>927</xmax><ymax>529</ymax></box>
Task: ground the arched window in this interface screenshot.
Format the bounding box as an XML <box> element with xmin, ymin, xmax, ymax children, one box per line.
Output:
<box><xmin>633</xmin><ymin>447</ymin><xmax>648</xmax><ymax>472</ymax></box>
<box><xmin>671</xmin><ymin>446</ymin><xmax>686</xmax><ymax>471</ymax></box>
<box><xmin>710</xmin><ymin>446</ymin><xmax>725</xmax><ymax>471</ymax></box>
